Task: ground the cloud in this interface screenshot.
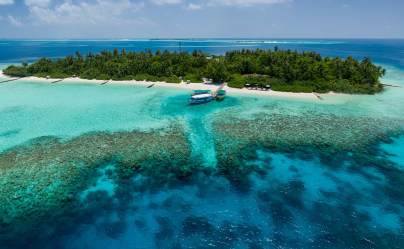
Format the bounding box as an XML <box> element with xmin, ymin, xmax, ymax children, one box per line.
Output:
<box><xmin>28</xmin><ymin>0</ymin><xmax>153</xmax><ymax>26</ymax></box>
<box><xmin>0</xmin><ymin>16</ymin><xmax>3</xmax><ymax>20</ymax></box>
<box><xmin>208</xmin><ymin>0</ymin><xmax>291</xmax><ymax>7</ymax></box>
<box><xmin>25</xmin><ymin>0</ymin><xmax>51</xmax><ymax>7</ymax></box>
<box><xmin>0</xmin><ymin>0</ymin><xmax>14</xmax><ymax>5</ymax></box>
<box><xmin>7</xmin><ymin>15</ymin><xmax>23</xmax><ymax>27</ymax></box>
<box><xmin>342</xmin><ymin>4</ymin><xmax>348</xmax><ymax>8</ymax></box>
<box><xmin>185</xmin><ymin>3</ymin><xmax>202</xmax><ymax>10</ymax></box>
<box><xmin>150</xmin><ymin>0</ymin><xmax>181</xmax><ymax>5</ymax></box>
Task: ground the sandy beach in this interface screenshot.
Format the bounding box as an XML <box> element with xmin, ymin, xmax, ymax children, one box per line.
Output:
<box><xmin>0</xmin><ymin>71</ymin><xmax>318</xmax><ymax>99</ymax></box>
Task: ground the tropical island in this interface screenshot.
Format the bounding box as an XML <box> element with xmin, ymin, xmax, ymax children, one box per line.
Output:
<box><xmin>149</xmin><ymin>39</ymin><xmax>195</xmax><ymax>41</ymax></box>
<box><xmin>3</xmin><ymin>47</ymin><xmax>386</xmax><ymax>94</ymax></box>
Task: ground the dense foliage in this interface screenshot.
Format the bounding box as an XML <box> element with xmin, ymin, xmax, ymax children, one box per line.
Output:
<box><xmin>183</xmin><ymin>74</ymin><xmax>204</xmax><ymax>83</ymax></box>
<box><xmin>3</xmin><ymin>47</ymin><xmax>386</xmax><ymax>94</ymax></box>
<box><xmin>2</xmin><ymin>64</ymin><xmax>29</xmax><ymax>77</ymax></box>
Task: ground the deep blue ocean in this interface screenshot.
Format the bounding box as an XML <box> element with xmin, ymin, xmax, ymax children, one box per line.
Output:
<box><xmin>0</xmin><ymin>39</ymin><xmax>404</xmax><ymax>249</ymax></box>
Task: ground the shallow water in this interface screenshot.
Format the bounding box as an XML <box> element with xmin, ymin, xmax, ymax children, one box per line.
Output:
<box><xmin>1</xmin><ymin>39</ymin><xmax>404</xmax><ymax>248</ymax></box>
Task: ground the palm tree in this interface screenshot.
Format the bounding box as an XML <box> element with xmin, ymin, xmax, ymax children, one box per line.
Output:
<box><xmin>113</xmin><ymin>48</ymin><xmax>119</xmax><ymax>57</ymax></box>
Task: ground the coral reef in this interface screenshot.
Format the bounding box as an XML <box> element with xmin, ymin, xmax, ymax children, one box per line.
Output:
<box><xmin>0</xmin><ymin>125</ymin><xmax>199</xmax><ymax>230</ymax></box>
<box><xmin>0</xmin><ymin>111</ymin><xmax>404</xmax><ymax>248</ymax></box>
<box><xmin>213</xmin><ymin>112</ymin><xmax>404</xmax><ymax>178</ymax></box>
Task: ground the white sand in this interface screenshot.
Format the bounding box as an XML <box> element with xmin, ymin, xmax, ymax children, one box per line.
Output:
<box><xmin>0</xmin><ymin>71</ymin><xmax>318</xmax><ymax>100</ymax></box>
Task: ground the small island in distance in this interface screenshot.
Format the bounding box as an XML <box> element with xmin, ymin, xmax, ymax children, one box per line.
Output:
<box><xmin>149</xmin><ymin>38</ymin><xmax>196</xmax><ymax>41</ymax></box>
<box><xmin>4</xmin><ymin>46</ymin><xmax>386</xmax><ymax>94</ymax></box>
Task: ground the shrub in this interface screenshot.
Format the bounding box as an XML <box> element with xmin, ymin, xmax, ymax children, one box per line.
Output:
<box><xmin>149</xmin><ymin>76</ymin><xmax>160</xmax><ymax>82</ymax></box>
<box><xmin>164</xmin><ymin>76</ymin><xmax>181</xmax><ymax>83</ymax></box>
<box><xmin>3</xmin><ymin>65</ymin><xmax>30</xmax><ymax>77</ymax></box>
<box><xmin>133</xmin><ymin>74</ymin><xmax>162</xmax><ymax>82</ymax></box>
<box><xmin>33</xmin><ymin>72</ymin><xmax>71</xmax><ymax>79</ymax></box>
<box><xmin>329</xmin><ymin>80</ymin><xmax>383</xmax><ymax>94</ymax></box>
<box><xmin>227</xmin><ymin>74</ymin><xmax>245</xmax><ymax>88</ymax></box>
<box><xmin>227</xmin><ymin>74</ymin><xmax>286</xmax><ymax>89</ymax></box>
<box><xmin>111</xmin><ymin>75</ymin><xmax>134</xmax><ymax>81</ymax></box>
<box><xmin>50</xmin><ymin>73</ymin><xmax>71</xmax><ymax>79</ymax></box>
<box><xmin>80</xmin><ymin>70</ymin><xmax>99</xmax><ymax>80</ymax></box>
<box><xmin>80</xmin><ymin>74</ymin><xmax>96</xmax><ymax>80</ymax></box>
<box><xmin>95</xmin><ymin>74</ymin><xmax>111</xmax><ymax>80</ymax></box>
<box><xmin>184</xmin><ymin>74</ymin><xmax>204</xmax><ymax>83</ymax></box>
<box><xmin>271</xmin><ymin>85</ymin><xmax>313</xmax><ymax>93</ymax></box>
<box><xmin>134</xmin><ymin>74</ymin><xmax>148</xmax><ymax>81</ymax></box>
<box><xmin>33</xmin><ymin>72</ymin><xmax>49</xmax><ymax>78</ymax></box>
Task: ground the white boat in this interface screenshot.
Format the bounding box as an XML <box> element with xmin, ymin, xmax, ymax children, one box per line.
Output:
<box><xmin>188</xmin><ymin>93</ymin><xmax>213</xmax><ymax>104</ymax></box>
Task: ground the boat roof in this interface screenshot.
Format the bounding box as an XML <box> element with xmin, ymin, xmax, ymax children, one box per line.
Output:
<box><xmin>192</xmin><ymin>94</ymin><xmax>212</xmax><ymax>99</ymax></box>
<box><xmin>193</xmin><ymin>90</ymin><xmax>211</xmax><ymax>93</ymax></box>
<box><xmin>217</xmin><ymin>90</ymin><xmax>226</xmax><ymax>94</ymax></box>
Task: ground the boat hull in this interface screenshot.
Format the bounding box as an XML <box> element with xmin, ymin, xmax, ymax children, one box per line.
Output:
<box><xmin>189</xmin><ymin>97</ymin><xmax>213</xmax><ymax>104</ymax></box>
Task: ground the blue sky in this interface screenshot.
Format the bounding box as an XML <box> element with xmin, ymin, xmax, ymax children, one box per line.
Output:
<box><xmin>0</xmin><ymin>0</ymin><xmax>403</xmax><ymax>39</ymax></box>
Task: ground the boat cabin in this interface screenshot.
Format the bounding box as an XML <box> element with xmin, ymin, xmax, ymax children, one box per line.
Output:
<box><xmin>192</xmin><ymin>90</ymin><xmax>211</xmax><ymax>96</ymax></box>
<box><xmin>189</xmin><ymin>93</ymin><xmax>213</xmax><ymax>104</ymax></box>
<box><xmin>216</xmin><ymin>90</ymin><xmax>226</xmax><ymax>100</ymax></box>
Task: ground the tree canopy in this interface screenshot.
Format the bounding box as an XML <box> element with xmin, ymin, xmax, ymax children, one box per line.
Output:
<box><xmin>3</xmin><ymin>48</ymin><xmax>386</xmax><ymax>94</ymax></box>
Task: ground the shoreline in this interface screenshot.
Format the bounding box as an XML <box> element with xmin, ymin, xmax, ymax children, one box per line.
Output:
<box><xmin>0</xmin><ymin>71</ymin><xmax>318</xmax><ymax>100</ymax></box>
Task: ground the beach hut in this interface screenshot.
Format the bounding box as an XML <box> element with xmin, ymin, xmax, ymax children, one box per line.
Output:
<box><xmin>187</xmin><ymin>80</ymin><xmax>190</xmax><ymax>84</ymax></box>
<box><xmin>265</xmin><ymin>85</ymin><xmax>271</xmax><ymax>91</ymax></box>
<box><xmin>244</xmin><ymin>83</ymin><xmax>250</xmax><ymax>89</ymax></box>
<box><xmin>72</xmin><ymin>74</ymin><xmax>76</xmax><ymax>78</ymax></box>
<box><xmin>46</xmin><ymin>76</ymin><xmax>50</xmax><ymax>79</ymax></box>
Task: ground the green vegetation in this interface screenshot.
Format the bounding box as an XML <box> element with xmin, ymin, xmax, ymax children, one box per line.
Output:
<box><xmin>165</xmin><ymin>76</ymin><xmax>182</xmax><ymax>83</ymax></box>
<box><xmin>34</xmin><ymin>72</ymin><xmax>71</xmax><ymax>79</ymax></box>
<box><xmin>3</xmin><ymin>47</ymin><xmax>386</xmax><ymax>94</ymax></box>
<box><xmin>2</xmin><ymin>64</ymin><xmax>29</xmax><ymax>77</ymax></box>
<box><xmin>271</xmin><ymin>85</ymin><xmax>314</xmax><ymax>93</ymax></box>
<box><xmin>183</xmin><ymin>74</ymin><xmax>203</xmax><ymax>83</ymax></box>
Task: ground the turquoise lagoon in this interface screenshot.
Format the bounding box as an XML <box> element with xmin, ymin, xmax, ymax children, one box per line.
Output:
<box><xmin>0</xmin><ymin>39</ymin><xmax>404</xmax><ymax>248</ymax></box>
